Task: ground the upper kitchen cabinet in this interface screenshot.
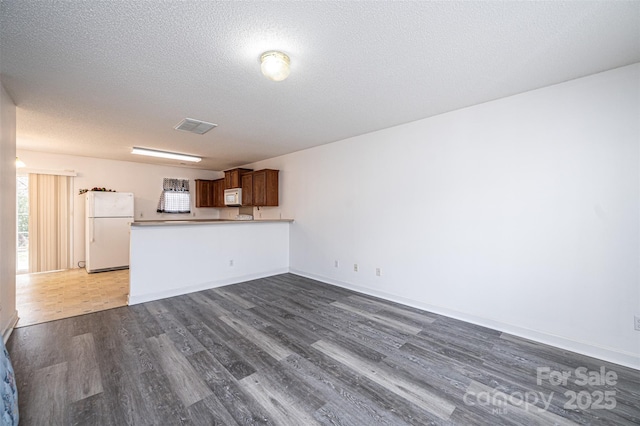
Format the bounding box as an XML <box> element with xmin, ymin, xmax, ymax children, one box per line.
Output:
<box><xmin>241</xmin><ymin>173</ymin><xmax>253</xmax><ymax>206</ymax></box>
<box><xmin>252</xmin><ymin>169</ymin><xmax>279</xmax><ymax>207</ymax></box>
<box><xmin>212</xmin><ymin>178</ymin><xmax>225</xmax><ymax>207</ymax></box>
<box><xmin>196</xmin><ymin>178</ymin><xmax>226</xmax><ymax>207</ymax></box>
<box><xmin>224</xmin><ymin>168</ymin><xmax>253</xmax><ymax>189</ymax></box>
<box><xmin>195</xmin><ymin>179</ymin><xmax>214</xmax><ymax>207</ymax></box>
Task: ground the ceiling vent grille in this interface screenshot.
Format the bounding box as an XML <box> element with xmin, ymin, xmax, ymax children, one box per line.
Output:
<box><xmin>174</xmin><ymin>118</ymin><xmax>217</xmax><ymax>135</ymax></box>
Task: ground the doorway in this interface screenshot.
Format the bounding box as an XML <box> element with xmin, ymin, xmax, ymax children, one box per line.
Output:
<box><xmin>14</xmin><ymin>171</ymin><xmax>128</xmax><ymax>327</ymax></box>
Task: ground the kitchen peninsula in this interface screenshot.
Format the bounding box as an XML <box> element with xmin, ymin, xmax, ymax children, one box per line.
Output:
<box><xmin>129</xmin><ymin>219</ymin><xmax>293</xmax><ymax>304</ymax></box>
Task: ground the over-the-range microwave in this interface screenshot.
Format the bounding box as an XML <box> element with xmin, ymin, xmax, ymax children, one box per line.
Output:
<box><xmin>224</xmin><ymin>188</ymin><xmax>242</xmax><ymax>206</ymax></box>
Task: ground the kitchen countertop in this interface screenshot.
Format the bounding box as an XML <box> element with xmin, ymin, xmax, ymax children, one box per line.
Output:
<box><xmin>131</xmin><ymin>219</ymin><xmax>293</xmax><ymax>227</ymax></box>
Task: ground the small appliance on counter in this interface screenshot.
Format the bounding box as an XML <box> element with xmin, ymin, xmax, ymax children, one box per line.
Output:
<box><xmin>235</xmin><ymin>214</ymin><xmax>253</xmax><ymax>221</ymax></box>
<box><xmin>85</xmin><ymin>192</ymin><xmax>134</xmax><ymax>273</ymax></box>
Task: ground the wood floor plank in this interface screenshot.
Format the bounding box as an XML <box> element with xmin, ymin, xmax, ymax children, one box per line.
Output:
<box><xmin>145</xmin><ymin>300</ymin><xmax>206</xmax><ymax>356</ymax></box>
<box><xmin>248</xmin><ymin>302</ymin><xmax>323</xmax><ymax>346</ymax></box>
<box><xmin>187</xmin><ymin>394</ymin><xmax>241</xmax><ymax>426</ymax></box>
<box><xmin>137</xmin><ymin>368</ymin><xmax>197</xmax><ymax>425</ymax></box>
<box><xmin>186</xmin><ymin>349</ymin><xmax>275</xmax><ymax>424</ymax></box>
<box><xmin>187</xmin><ymin>321</ymin><xmax>258</xmax><ymax>380</ymax></box>
<box><xmin>129</xmin><ymin>303</ymin><xmax>165</xmax><ymax>338</ymax></box>
<box><xmin>218</xmin><ymin>315</ymin><xmax>294</xmax><ymax>361</ymax></box>
<box><xmin>275</xmin><ymin>274</ymin><xmax>355</xmax><ymax>300</ymax></box>
<box><xmin>465</xmin><ymin>380</ymin><xmax>578</xmax><ymax>426</ymax></box>
<box><xmin>187</xmin><ymin>291</ymin><xmax>233</xmax><ymax>317</ymax></box>
<box><xmin>228</xmin><ymin>278</ymin><xmax>285</xmax><ymax>303</ymax></box>
<box><xmin>26</xmin><ymin>362</ymin><xmax>68</xmax><ymax>425</ymax></box>
<box><xmin>311</xmin><ymin>339</ymin><xmax>456</xmax><ymax>421</ymax></box>
<box><xmin>257</xmin><ymin>305</ymin><xmax>387</xmax><ymax>363</ymax></box>
<box><xmin>8</xmin><ymin>272</ymin><xmax>640</xmax><ymax>425</ymax></box>
<box><xmin>307</xmin><ymin>301</ymin><xmax>410</xmax><ymax>352</ymax></box>
<box><xmin>146</xmin><ymin>333</ymin><xmax>213</xmax><ymax>407</ymax></box>
<box><xmin>68</xmin><ymin>393</ymin><xmax>117</xmax><ymax>426</ymax></box>
<box><xmin>210</xmin><ymin>286</ymin><xmax>257</xmax><ymax>309</ymax></box>
<box><xmin>178</xmin><ymin>296</ymin><xmax>280</xmax><ymax>377</ymax></box>
<box><xmin>202</xmin><ymin>290</ymin><xmax>273</xmax><ymax>329</ymax></box>
<box><xmin>330</xmin><ymin>301</ymin><xmax>423</xmax><ymax>334</ymax></box>
<box><xmin>7</xmin><ymin>316</ymin><xmax>74</xmax><ymax>372</ymax></box>
<box><xmin>346</xmin><ymin>294</ymin><xmax>438</xmax><ymax>322</ymax></box>
<box><xmin>92</xmin><ymin>347</ymin><xmax>158</xmax><ymax>425</ymax></box>
<box><xmin>284</xmin><ymin>354</ymin><xmax>412</xmax><ymax>426</ymax></box>
<box><xmin>289</xmin><ymin>338</ymin><xmax>444</xmax><ymax>425</ymax></box>
<box><xmin>238</xmin><ymin>372</ymin><xmax>322</xmax><ymax>425</ymax></box>
<box><xmin>68</xmin><ymin>332</ymin><xmax>104</xmax><ymax>403</ymax></box>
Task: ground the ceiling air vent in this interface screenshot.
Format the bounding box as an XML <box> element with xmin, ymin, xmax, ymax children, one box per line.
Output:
<box><xmin>174</xmin><ymin>118</ymin><xmax>218</xmax><ymax>135</ymax></box>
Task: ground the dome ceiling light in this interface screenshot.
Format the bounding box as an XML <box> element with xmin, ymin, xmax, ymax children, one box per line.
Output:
<box><xmin>260</xmin><ymin>51</ymin><xmax>290</xmax><ymax>82</ymax></box>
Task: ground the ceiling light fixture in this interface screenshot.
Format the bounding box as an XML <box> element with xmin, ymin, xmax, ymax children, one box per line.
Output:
<box><xmin>15</xmin><ymin>157</ymin><xmax>25</xmax><ymax>168</ymax></box>
<box><xmin>131</xmin><ymin>147</ymin><xmax>202</xmax><ymax>163</ymax></box>
<box><xmin>260</xmin><ymin>51</ymin><xmax>290</xmax><ymax>82</ymax></box>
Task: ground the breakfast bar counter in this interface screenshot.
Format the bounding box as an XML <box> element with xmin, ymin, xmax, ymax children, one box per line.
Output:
<box><xmin>131</xmin><ymin>218</ymin><xmax>293</xmax><ymax>226</ymax></box>
<box><xmin>129</xmin><ymin>219</ymin><xmax>293</xmax><ymax>304</ymax></box>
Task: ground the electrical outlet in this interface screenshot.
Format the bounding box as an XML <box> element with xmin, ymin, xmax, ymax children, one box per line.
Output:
<box><xmin>229</xmin><ymin>259</ymin><xmax>234</xmax><ymax>267</ymax></box>
<box><xmin>635</xmin><ymin>315</ymin><xmax>640</xmax><ymax>331</ymax></box>
<box><xmin>334</xmin><ymin>260</ymin><xmax>339</xmax><ymax>268</ymax></box>
<box><xmin>353</xmin><ymin>263</ymin><xmax>358</xmax><ymax>272</ymax></box>
<box><xmin>376</xmin><ymin>268</ymin><xmax>381</xmax><ymax>276</ymax></box>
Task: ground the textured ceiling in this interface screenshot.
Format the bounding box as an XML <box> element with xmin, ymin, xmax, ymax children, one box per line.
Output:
<box><xmin>1</xmin><ymin>1</ymin><xmax>639</xmax><ymax>171</ymax></box>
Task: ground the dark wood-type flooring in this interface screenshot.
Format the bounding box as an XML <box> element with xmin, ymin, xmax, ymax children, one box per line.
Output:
<box><xmin>8</xmin><ymin>273</ymin><xmax>640</xmax><ymax>425</ymax></box>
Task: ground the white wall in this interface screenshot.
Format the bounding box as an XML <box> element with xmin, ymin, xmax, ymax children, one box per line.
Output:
<box><xmin>15</xmin><ymin>150</ymin><xmax>224</xmax><ymax>268</ymax></box>
<box><xmin>0</xmin><ymin>83</ymin><xmax>18</xmax><ymax>340</ymax></box>
<box><xmin>245</xmin><ymin>64</ymin><xmax>640</xmax><ymax>369</ymax></box>
<box><xmin>129</xmin><ymin>221</ymin><xmax>290</xmax><ymax>304</ymax></box>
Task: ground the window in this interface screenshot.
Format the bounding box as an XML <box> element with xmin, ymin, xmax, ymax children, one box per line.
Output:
<box><xmin>157</xmin><ymin>178</ymin><xmax>191</xmax><ymax>213</ymax></box>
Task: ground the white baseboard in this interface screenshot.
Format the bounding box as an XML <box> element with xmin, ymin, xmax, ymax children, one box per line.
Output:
<box><xmin>290</xmin><ymin>269</ymin><xmax>640</xmax><ymax>371</ymax></box>
<box><xmin>2</xmin><ymin>310</ymin><xmax>19</xmax><ymax>344</ymax></box>
<box><xmin>129</xmin><ymin>268</ymin><xmax>289</xmax><ymax>305</ymax></box>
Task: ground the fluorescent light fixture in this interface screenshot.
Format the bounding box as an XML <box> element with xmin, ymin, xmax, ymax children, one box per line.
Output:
<box><xmin>15</xmin><ymin>157</ymin><xmax>26</xmax><ymax>168</ymax></box>
<box><xmin>131</xmin><ymin>147</ymin><xmax>202</xmax><ymax>163</ymax></box>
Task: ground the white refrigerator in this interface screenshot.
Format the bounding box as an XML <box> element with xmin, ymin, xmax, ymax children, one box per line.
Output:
<box><xmin>85</xmin><ymin>192</ymin><xmax>134</xmax><ymax>273</ymax></box>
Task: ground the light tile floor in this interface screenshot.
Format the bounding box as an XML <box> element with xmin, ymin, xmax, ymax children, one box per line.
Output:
<box><xmin>16</xmin><ymin>268</ymin><xmax>129</xmax><ymax>327</ymax></box>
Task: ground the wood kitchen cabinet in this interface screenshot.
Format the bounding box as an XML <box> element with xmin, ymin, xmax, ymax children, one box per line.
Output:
<box><xmin>212</xmin><ymin>178</ymin><xmax>225</xmax><ymax>207</ymax></box>
<box><xmin>241</xmin><ymin>173</ymin><xmax>253</xmax><ymax>206</ymax></box>
<box><xmin>195</xmin><ymin>179</ymin><xmax>214</xmax><ymax>207</ymax></box>
<box><xmin>224</xmin><ymin>168</ymin><xmax>253</xmax><ymax>189</ymax></box>
<box><xmin>252</xmin><ymin>169</ymin><xmax>279</xmax><ymax>206</ymax></box>
<box><xmin>196</xmin><ymin>178</ymin><xmax>226</xmax><ymax>207</ymax></box>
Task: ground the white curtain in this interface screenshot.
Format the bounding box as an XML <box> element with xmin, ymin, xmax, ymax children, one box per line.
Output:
<box><xmin>28</xmin><ymin>173</ymin><xmax>72</xmax><ymax>272</ymax></box>
<box><xmin>157</xmin><ymin>178</ymin><xmax>191</xmax><ymax>213</ymax></box>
